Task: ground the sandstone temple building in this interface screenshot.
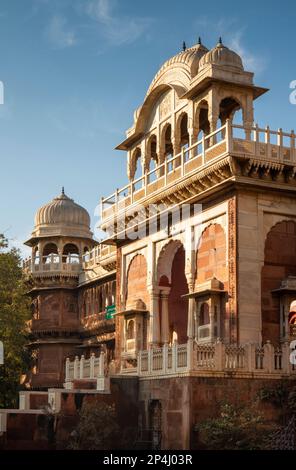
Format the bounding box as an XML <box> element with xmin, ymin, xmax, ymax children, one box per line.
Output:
<box><xmin>1</xmin><ymin>37</ymin><xmax>296</xmax><ymax>449</ymax></box>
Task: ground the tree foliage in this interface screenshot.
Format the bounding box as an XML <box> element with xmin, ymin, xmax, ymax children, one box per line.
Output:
<box><xmin>0</xmin><ymin>234</ymin><xmax>31</xmax><ymax>408</ymax></box>
<box><xmin>68</xmin><ymin>400</ymin><xmax>120</xmax><ymax>450</ymax></box>
<box><xmin>197</xmin><ymin>403</ymin><xmax>278</xmax><ymax>450</ymax></box>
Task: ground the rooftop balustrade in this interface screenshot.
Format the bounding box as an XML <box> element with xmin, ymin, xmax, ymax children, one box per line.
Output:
<box><xmin>101</xmin><ymin>121</ymin><xmax>296</xmax><ymax>227</ymax></box>
<box><xmin>23</xmin><ymin>254</ymin><xmax>81</xmax><ymax>276</ymax></box>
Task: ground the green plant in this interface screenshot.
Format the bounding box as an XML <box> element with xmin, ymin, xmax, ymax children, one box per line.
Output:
<box><xmin>197</xmin><ymin>403</ymin><xmax>278</xmax><ymax>450</ymax></box>
<box><xmin>68</xmin><ymin>400</ymin><xmax>120</xmax><ymax>450</ymax></box>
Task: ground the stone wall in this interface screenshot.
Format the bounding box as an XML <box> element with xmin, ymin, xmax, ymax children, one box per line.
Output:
<box><xmin>139</xmin><ymin>375</ymin><xmax>287</xmax><ymax>450</ymax></box>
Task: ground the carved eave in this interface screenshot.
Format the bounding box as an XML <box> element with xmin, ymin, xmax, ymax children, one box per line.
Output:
<box><xmin>102</xmin><ymin>152</ymin><xmax>296</xmax><ymax>242</ymax></box>
<box><xmin>26</xmin><ymin>274</ymin><xmax>79</xmax><ymax>293</ymax></box>
<box><xmin>115</xmin><ymin>308</ymin><xmax>148</xmax><ymax>317</ymax></box>
<box><xmin>182</xmin><ymin>76</ymin><xmax>268</xmax><ymax>101</ymax></box>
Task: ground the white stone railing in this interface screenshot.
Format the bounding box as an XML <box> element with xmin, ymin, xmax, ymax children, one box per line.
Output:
<box><xmin>23</xmin><ymin>254</ymin><xmax>81</xmax><ymax>275</ymax></box>
<box><xmin>82</xmin><ymin>244</ymin><xmax>116</xmax><ymax>269</ymax></box>
<box><xmin>121</xmin><ymin>340</ymin><xmax>296</xmax><ymax>377</ymax></box>
<box><xmin>101</xmin><ymin>121</ymin><xmax>296</xmax><ymax>225</ymax></box>
<box><xmin>64</xmin><ymin>351</ymin><xmax>110</xmax><ymax>392</ymax></box>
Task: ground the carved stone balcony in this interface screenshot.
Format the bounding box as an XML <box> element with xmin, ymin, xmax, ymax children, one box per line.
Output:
<box><xmin>100</xmin><ymin>122</ymin><xmax>296</xmax><ymax>239</ymax></box>
<box><xmin>23</xmin><ymin>254</ymin><xmax>81</xmax><ymax>278</ymax></box>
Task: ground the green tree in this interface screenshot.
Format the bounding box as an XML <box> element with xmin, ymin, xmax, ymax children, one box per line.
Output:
<box><xmin>0</xmin><ymin>234</ymin><xmax>31</xmax><ymax>408</ymax></box>
<box><xmin>197</xmin><ymin>403</ymin><xmax>278</xmax><ymax>450</ymax></box>
<box><xmin>68</xmin><ymin>401</ymin><xmax>120</xmax><ymax>450</ymax></box>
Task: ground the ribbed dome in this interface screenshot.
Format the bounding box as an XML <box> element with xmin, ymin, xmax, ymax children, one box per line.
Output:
<box><xmin>146</xmin><ymin>39</ymin><xmax>208</xmax><ymax>96</ymax></box>
<box><xmin>199</xmin><ymin>39</ymin><xmax>243</xmax><ymax>72</ymax></box>
<box><xmin>32</xmin><ymin>189</ymin><xmax>92</xmax><ymax>240</ymax></box>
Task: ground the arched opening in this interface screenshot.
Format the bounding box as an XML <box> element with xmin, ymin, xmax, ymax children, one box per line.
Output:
<box><xmin>195</xmin><ymin>224</ymin><xmax>227</xmax><ymax>286</ymax></box>
<box><xmin>33</xmin><ymin>246</ymin><xmax>40</xmax><ymax>265</ymax></box>
<box><xmin>219</xmin><ymin>97</ymin><xmax>241</xmax><ymax>125</ymax></box>
<box><xmin>126</xmin><ymin>254</ymin><xmax>149</xmax><ymax>309</ymax></box>
<box><xmin>200</xmin><ymin>302</ymin><xmax>210</xmax><ymax>326</ymax></box>
<box><xmin>62</xmin><ymin>243</ymin><xmax>79</xmax><ymax>263</ymax></box>
<box><xmin>180</xmin><ymin>113</ymin><xmax>189</xmax><ymax>148</ymax></box>
<box><xmin>130</xmin><ymin>147</ymin><xmax>142</xmax><ymax>182</ymax></box>
<box><xmin>127</xmin><ymin>319</ymin><xmax>135</xmax><ymax>340</ymax></box>
<box><xmin>219</xmin><ymin>97</ymin><xmax>242</xmax><ymax>139</ymax></box>
<box><xmin>197</xmin><ymin>101</ymin><xmax>210</xmax><ymax>137</ymax></box>
<box><xmin>168</xmin><ymin>246</ymin><xmax>189</xmax><ymax>344</ymax></box>
<box><xmin>43</xmin><ymin>243</ymin><xmax>58</xmax><ymax>263</ymax></box>
<box><xmin>164</xmin><ymin>124</ymin><xmax>173</xmax><ymax>158</ymax></box>
<box><xmin>261</xmin><ymin>220</ymin><xmax>296</xmax><ymax>344</ymax></box>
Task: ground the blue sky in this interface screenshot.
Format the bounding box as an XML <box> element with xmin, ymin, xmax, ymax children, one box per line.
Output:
<box><xmin>0</xmin><ymin>0</ymin><xmax>296</xmax><ymax>256</ymax></box>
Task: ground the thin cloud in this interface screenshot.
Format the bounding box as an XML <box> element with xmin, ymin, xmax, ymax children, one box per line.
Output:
<box><xmin>228</xmin><ymin>30</ymin><xmax>266</xmax><ymax>74</ymax></box>
<box><xmin>85</xmin><ymin>0</ymin><xmax>152</xmax><ymax>46</ymax></box>
<box><xmin>46</xmin><ymin>15</ymin><xmax>77</xmax><ymax>49</ymax></box>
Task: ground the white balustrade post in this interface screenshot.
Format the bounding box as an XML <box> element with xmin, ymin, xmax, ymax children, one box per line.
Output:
<box><xmin>214</xmin><ymin>340</ymin><xmax>224</xmax><ymax>371</ymax></box>
<box><xmin>148</xmin><ymin>348</ymin><xmax>152</xmax><ymax>374</ymax></box>
<box><xmin>277</xmin><ymin>128</ymin><xmax>283</xmax><ymax>147</ymax></box>
<box><xmin>263</xmin><ymin>341</ymin><xmax>274</xmax><ymax>373</ymax></box>
<box><xmin>99</xmin><ymin>351</ymin><xmax>105</xmax><ymax>377</ymax></box>
<box><xmin>281</xmin><ymin>341</ymin><xmax>290</xmax><ymax>374</ymax></box>
<box><xmin>65</xmin><ymin>358</ymin><xmax>70</xmax><ymax>382</ymax></box>
<box><xmin>202</xmin><ymin>134</ymin><xmax>206</xmax><ymax>164</ymax></box>
<box><xmin>225</xmin><ymin>119</ymin><xmax>232</xmax><ymax>153</ymax></box>
<box><xmin>79</xmin><ymin>355</ymin><xmax>85</xmax><ymax>379</ymax></box>
<box><xmin>163</xmin><ymin>343</ymin><xmax>168</xmax><ymax>374</ymax></box>
<box><xmin>265</xmin><ymin>125</ymin><xmax>271</xmax><ymax>159</ymax></box>
<box><xmin>148</xmin><ymin>288</ymin><xmax>160</xmax><ymax>347</ymax></box>
<box><xmin>74</xmin><ymin>356</ymin><xmax>79</xmax><ymax>379</ymax></box>
<box><xmin>160</xmin><ymin>290</ymin><xmax>170</xmax><ymax>344</ymax></box>
<box><xmin>245</xmin><ymin>343</ymin><xmax>256</xmax><ymax>373</ymax></box>
<box><xmin>181</xmin><ymin>146</ymin><xmax>185</xmax><ymax>176</ymax></box>
<box><xmin>187</xmin><ymin>338</ymin><xmax>194</xmax><ymax>371</ymax></box>
<box><xmin>254</xmin><ymin>123</ymin><xmax>259</xmax><ymax>156</ymax></box>
<box><xmin>90</xmin><ymin>353</ymin><xmax>95</xmax><ymax>379</ymax></box>
<box><xmin>172</xmin><ymin>342</ymin><xmax>177</xmax><ymax>373</ymax></box>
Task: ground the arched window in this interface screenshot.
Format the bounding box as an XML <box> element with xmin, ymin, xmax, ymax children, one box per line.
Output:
<box><xmin>219</xmin><ymin>97</ymin><xmax>241</xmax><ymax>125</ymax></box>
<box><xmin>127</xmin><ymin>319</ymin><xmax>135</xmax><ymax>340</ymax></box>
<box><xmin>200</xmin><ymin>303</ymin><xmax>210</xmax><ymax>326</ymax></box>
<box><xmin>43</xmin><ymin>243</ymin><xmax>58</xmax><ymax>263</ymax></box>
<box><xmin>131</xmin><ymin>147</ymin><xmax>142</xmax><ymax>181</ymax></box>
<box><xmin>180</xmin><ymin>113</ymin><xmax>189</xmax><ymax>148</ymax></box>
<box><xmin>62</xmin><ymin>243</ymin><xmax>79</xmax><ymax>263</ymax></box>
<box><xmin>164</xmin><ymin>125</ymin><xmax>173</xmax><ymax>158</ymax></box>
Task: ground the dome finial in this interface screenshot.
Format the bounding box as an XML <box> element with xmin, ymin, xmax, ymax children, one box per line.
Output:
<box><xmin>218</xmin><ymin>36</ymin><xmax>223</xmax><ymax>45</ymax></box>
<box><xmin>62</xmin><ymin>186</ymin><xmax>65</xmax><ymax>195</ymax></box>
<box><xmin>198</xmin><ymin>36</ymin><xmax>201</xmax><ymax>45</ymax></box>
<box><xmin>182</xmin><ymin>41</ymin><xmax>186</xmax><ymax>51</ymax></box>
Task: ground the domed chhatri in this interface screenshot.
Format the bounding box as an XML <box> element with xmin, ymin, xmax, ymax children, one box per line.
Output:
<box><xmin>199</xmin><ymin>37</ymin><xmax>244</xmax><ymax>72</ymax></box>
<box><xmin>146</xmin><ymin>37</ymin><xmax>208</xmax><ymax>96</ymax></box>
<box><xmin>31</xmin><ymin>188</ymin><xmax>92</xmax><ymax>240</ymax></box>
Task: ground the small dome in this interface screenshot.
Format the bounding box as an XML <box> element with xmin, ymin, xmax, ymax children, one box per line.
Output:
<box><xmin>199</xmin><ymin>38</ymin><xmax>243</xmax><ymax>72</ymax></box>
<box><xmin>146</xmin><ymin>38</ymin><xmax>208</xmax><ymax>96</ymax></box>
<box><xmin>32</xmin><ymin>189</ymin><xmax>92</xmax><ymax>240</ymax></box>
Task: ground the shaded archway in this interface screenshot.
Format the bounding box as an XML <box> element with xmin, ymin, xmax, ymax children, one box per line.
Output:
<box><xmin>261</xmin><ymin>220</ymin><xmax>296</xmax><ymax>344</ymax></box>
<box><xmin>168</xmin><ymin>246</ymin><xmax>188</xmax><ymax>343</ymax></box>
<box><xmin>219</xmin><ymin>97</ymin><xmax>241</xmax><ymax>125</ymax></box>
<box><xmin>195</xmin><ymin>224</ymin><xmax>227</xmax><ymax>286</ymax></box>
<box><xmin>42</xmin><ymin>243</ymin><xmax>58</xmax><ymax>263</ymax></box>
<box><xmin>126</xmin><ymin>254</ymin><xmax>149</xmax><ymax>309</ymax></box>
<box><xmin>157</xmin><ymin>241</ymin><xmax>188</xmax><ymax>344</ymax></box>
<box><xmin>62</xmin><ymin>243</ymin><xmax>79</xmax><ymax>263</ymax></box>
